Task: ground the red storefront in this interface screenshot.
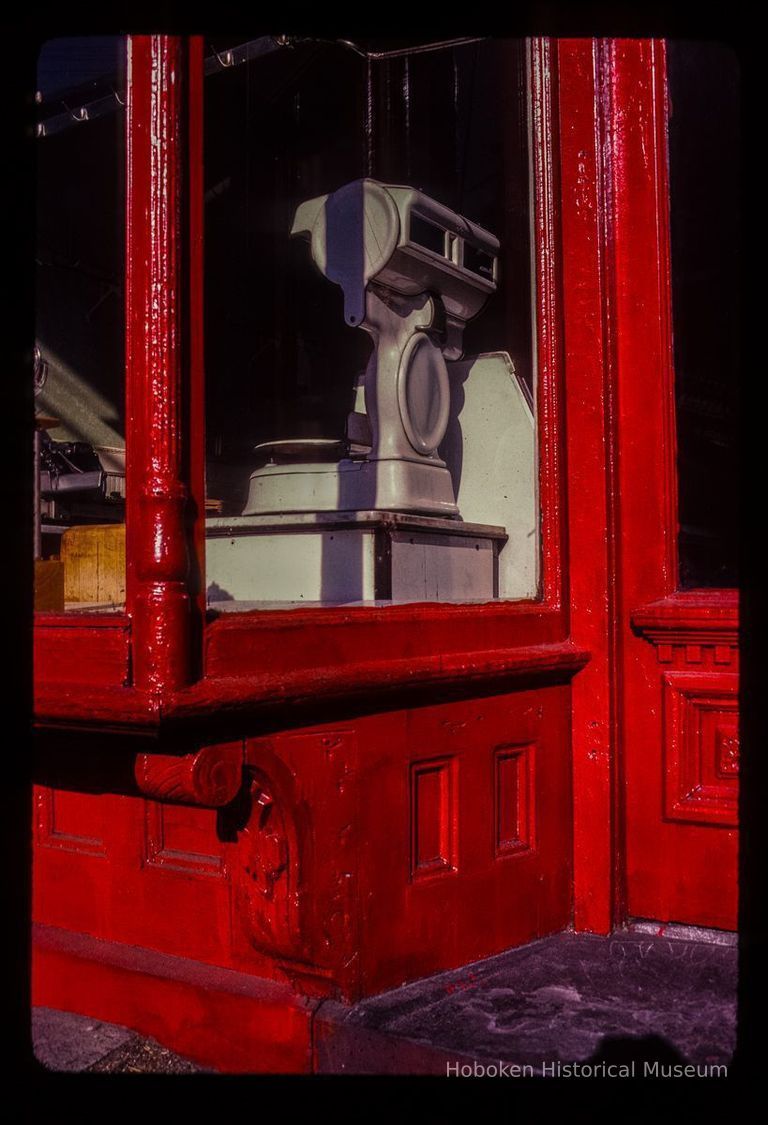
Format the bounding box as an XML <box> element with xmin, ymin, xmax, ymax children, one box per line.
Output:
<box><xmin>31</xmin><ymin>35</ymin><xmax>740</xmax><ymax>1072</ymax></box>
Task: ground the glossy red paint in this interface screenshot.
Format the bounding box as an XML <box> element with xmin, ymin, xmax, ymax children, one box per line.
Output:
<box><xmin>33</xmin><ymin>684</ymin><xmax>159</xmax><ymax>732</ymax></box>
<box><xmin>34</xmin><ymin>639</ymin><xmax>586</xmax><ymax>734</ymax></box>
<box><xmin>34</xmin><ymin>614</ymin><xmax>131</xmax><ymax>688</ymax></box>
<box><xmin>557</xmin><ymin>38</ymin><xmax>619</xmax><ymax>935</ymax></box>
<box><xmin>125</xmin><ymin>36</ymin><xmax>198</xmax><ymax>695</ymax></box>
<box><xmin>31</xmin><ymin>35</ymin><xmax>739</xmax><ymax>1067</ymax></box>
<box><xmin>134</xmin><ymin>743</ymin><xmax>243</xmax><ymax>806</ymax></box>
<box><xmin>627</xmin><ymin>594</ymin><xmax>739</xmax><ymax>928</ymax></box>
<box><xmin>33</xmin><ymin>685</ymin><xmax>573</xmax><ymax>1003</ymax></box>
<box><xmin>632</xmin><ymin>591</ymin><xmax>739</xmax><ymax>642</ymax></box>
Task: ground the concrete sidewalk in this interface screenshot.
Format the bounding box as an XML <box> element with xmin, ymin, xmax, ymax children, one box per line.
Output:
<box><xmin>32</xmin><ymin>1008</ymin><xmax>207</xmax><ymax>1073</ymax></box>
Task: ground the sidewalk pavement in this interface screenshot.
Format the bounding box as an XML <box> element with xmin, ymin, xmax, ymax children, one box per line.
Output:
<box><xmin>32</xmin><ymin>1008</ymin><xmax>206</xmax><ymax>1073</ymax></box>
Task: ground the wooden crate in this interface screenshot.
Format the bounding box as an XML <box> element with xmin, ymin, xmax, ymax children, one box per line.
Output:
<box><xmin>60</xmin><ymin>524</ymin><xmax>126</xmax><ymax>607</ymax></box>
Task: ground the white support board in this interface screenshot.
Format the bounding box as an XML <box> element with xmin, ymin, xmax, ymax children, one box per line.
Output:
<box><xmin>206</xmin><ymin>514</ymin><xmax>502</xmax><ymax>606</ymax></box>
<box><xmin>442</xmin><ymin>351</ymin><xmax>538</xmax><ymax>600</ymax></box>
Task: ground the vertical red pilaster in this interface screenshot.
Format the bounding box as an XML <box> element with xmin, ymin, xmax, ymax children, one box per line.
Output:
<box><xmin>560</xmin><ymin>38</ymin><xmax>681</xmax><ymax>933</ymax></box>
<box><xmin>125</xmin><ymin>36</ymin><xmax>204</xmax><ymax>694</ymax></box>
<box><xmin>607</xmin><ymin>39</ymin><xmax>677</xmax><ymax>600</ymax></box>
<box><xmin>558</xmin><ymin>39</ymin><xmax>617</xmax><ymax>934</ymax></box>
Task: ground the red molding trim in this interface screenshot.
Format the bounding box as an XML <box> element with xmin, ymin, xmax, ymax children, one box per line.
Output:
<box><xmin>32</xmin><ymin>923</ymin><xmax>472</xmax><ymax>1073</ymax></box>
<box><xmin>33</xmin><ymin>684</ymin><xmax>160</xmax><ymax>731</ymax></box>
<box><xmin>34</xmin><ymin>641</ymin><xmax>589</xmax><ymax>732</ymax></box>
<box><xmin>33</xmin><ymin>613</ymin><xmax>130</xmax><ymax>630</ymax></box>
<box><xmin>207</xmin><ymin>600</ymin><xmax>560</xmax><ymax>635</ymax></box>
<box><xmin>632</xmin><ymin>592</ymin><xmax>739</xmax><ymax>647</ymax></box>
<box><xmin>177</xmin><ymin>642</ymin><xmax>588</xmax><ymax>718</ymax></box>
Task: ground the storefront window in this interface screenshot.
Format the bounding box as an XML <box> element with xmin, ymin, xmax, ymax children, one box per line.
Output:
<box><xmin>203</xmin><ymin>36</ymin><xmax>539</xmax><ymax>609</ymax></box>
<box><xmin>35</xmin><ymin>37</ymin><xmax>126</xmax><ymax>612</ymax></box>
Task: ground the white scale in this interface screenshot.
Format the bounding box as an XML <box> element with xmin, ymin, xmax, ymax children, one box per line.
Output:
<box><xmin>206</xmin><ymin>179</ymin><xmax>536</xmax><ymax>606</ymax></box>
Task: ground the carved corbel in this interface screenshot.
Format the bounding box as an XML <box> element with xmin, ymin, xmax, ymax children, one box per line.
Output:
<box><xmin>134</xmin><ymin>743</ymin><xmax>243</xmax><ymax>807</ymax></box>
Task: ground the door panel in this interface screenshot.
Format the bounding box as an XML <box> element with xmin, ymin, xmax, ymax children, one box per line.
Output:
<box><xmin>626</xmin><ymin>602</ymin><xmax>738</xmax><ymax>929</ymax></box>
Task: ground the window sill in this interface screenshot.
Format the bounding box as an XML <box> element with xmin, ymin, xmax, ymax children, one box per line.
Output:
<box><xmin>34</xmin><ymin>638</ymin><xmax>589</xmax><ymax>736</ymax></box>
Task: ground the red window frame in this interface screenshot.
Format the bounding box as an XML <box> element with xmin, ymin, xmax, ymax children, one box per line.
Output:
<box><xmin>34</xmin><ymin>36</ymin><xmax>576</xmax><ymax>714</ymax></box>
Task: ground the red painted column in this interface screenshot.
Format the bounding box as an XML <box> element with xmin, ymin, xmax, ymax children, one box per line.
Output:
<box><xmin>600</xmin><ymin>40</ymin><xmax>679</xmax><ymax>926</ymax></box>
<box><xmin>125</xmin><ymin>36</ymin><xmax>205</xmax><ymax>694</ymax></box>
<box><xmin>557</xmin><ymin>39</ymin><xmax>617</xmax><ymax>934</ymax></box>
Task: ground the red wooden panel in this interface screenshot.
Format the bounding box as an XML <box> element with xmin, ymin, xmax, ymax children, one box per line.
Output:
<box><xmin>410</xmin><ymin>758</ymin><xmax>457</xmax><ymax>878</ymax></box>
<box><xmin>623</xmin><ymin>615</ymin><xmax>739</xmax><ymax>929</ymax></box>
<box><xmin>355</xmin><ymin>687</ymin><xmax>571</xmax><ymax>998</ymax></box>
<box><xmin>662</xmin><ymin>672</ymin><xmax>739</xmax><ymax>828</ymax></box>
<box><xmin>32</xmin><ymin>786</ymin><xmax>135</xmax><ymax>938</ymax></box>
<box><xmin>238</xmin><ymin>729</ymin><xmax>359</xmax><ymax>993</ymax></box>
<box><xmin>32</xmin><ymin>682</ymin><xmax>570</xmax><ymax>1003</ymax></box>
<box><xmin>204</xmin><ymin>605</ymin><xmax>566</xmax><ymax>682</ymax></box>
<box><xmin>36</xmin><ymin>787</ymin><xmax>108</xmax><ymax>857</ymax></box>
<box><xmin>34</xmin><ymin>619</ymin><xmax>130</xmax><ymax>687</ymax></box>
<box><xmin>144</xmin><ymin>802</ymin><xmax>226</xmax><ymax>877</ymax></box>
<box><xmin>494</xmin><ymin>743</ymin><xmax>535</xmax><ymax>857</ymax></box>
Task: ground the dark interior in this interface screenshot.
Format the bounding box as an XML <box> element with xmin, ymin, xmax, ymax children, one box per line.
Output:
<box><xmin>667</xmin><ymin>40</ymin><xmax>740</xmax><ymax>589</ymax></box>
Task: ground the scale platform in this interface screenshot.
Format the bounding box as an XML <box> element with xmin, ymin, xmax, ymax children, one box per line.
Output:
<box><xmin>206</xmin><ymin>510</ymin><xmax>507</xmax><ymax>607</ymax></box>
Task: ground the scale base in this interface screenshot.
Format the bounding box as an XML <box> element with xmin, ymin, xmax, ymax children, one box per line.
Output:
<box><xmin>243</xmin><ymin>458</ymin><xmax>459</xmax><ymax>519</ymax></box>
<box><xmin>206</xmin><ymin>511</ymin><xmax>507</xmax><ymax>606</ymax></box>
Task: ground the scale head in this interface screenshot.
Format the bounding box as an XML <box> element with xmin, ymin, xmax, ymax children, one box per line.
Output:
<box><xmin>291</xmin><ymin>178</ymin><xmax>499</xmax><ymax>343</ymax></box>
<box><xmin>292</xmin><ymin>180</ymin><xmax>400</xmax><ymax>327</ymax></box>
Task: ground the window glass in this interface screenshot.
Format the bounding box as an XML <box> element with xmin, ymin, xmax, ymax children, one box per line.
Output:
<box><xmin>200</xmin><ymin>37</ymin><xmax>539</xmax><ymax>608</ymax></box>
<box><xmin>35</xmin><ymin>37</ymin><xmax>126</xmax><ymax>612</ymax></box>
<box><xmin>667</xmin><ymin>40</ymin><xmax>740</xmax><ymax>589</ymax></box>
